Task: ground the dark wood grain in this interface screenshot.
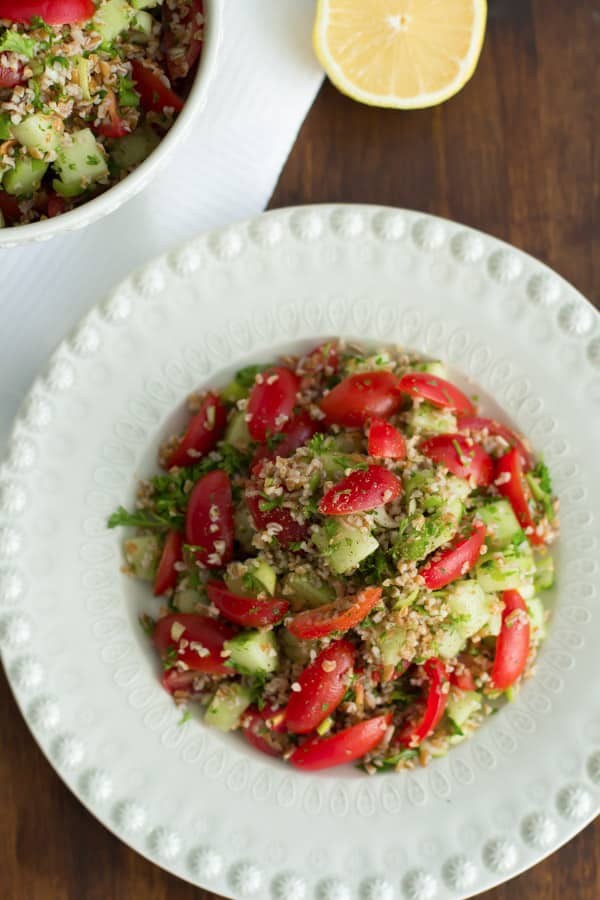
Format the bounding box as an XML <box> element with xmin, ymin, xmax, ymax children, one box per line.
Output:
<box><xmin>2</xmin><ymin>0</ymin><xmax>599</xmax><ymax>897</ymax></box>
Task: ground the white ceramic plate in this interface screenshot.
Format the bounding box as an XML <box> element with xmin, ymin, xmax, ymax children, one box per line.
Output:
<box><xmin>1</xmin><ymin>205</ymin><xmax>600</xmax><ymax>900</ymax></box>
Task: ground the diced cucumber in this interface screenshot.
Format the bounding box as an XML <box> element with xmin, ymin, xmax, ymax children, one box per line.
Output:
<box><xmin>174</xmin><ymin>588</ymin><xmax>205</xmax><ymax>613</ymax></box>
<box><xmin>527</xmin><ymin>595</ymin><xmax>547</xmax><ymax>642</ymax></box>
<box><xmin>234</xmin><ymin>501</ymin><xmax>255</xmax><ymax>553</ymax></box>
<box><xmin>123</xmin><ymin>534</ymin><xmax>160</xmax><ymax>580</ymax></box>
<box><xmin>277</xmin><ymin>627</ymin><xmax>313</xmax><ymax>664</ymax></box>
<box><xmin>281</xmin><ymin>571</ymin><xmax>335</xmax><ymax>610</ymax></box>
<box><xmin>224</xmin><ymin>410</ymin><xmax>252</xmax><ymax>451</ymax></box>
<box><xmin>404</xmin><ymin>469</ymin><xmax>436</xmax><ymax>498</ymax></box>
<box><xmin>484</xmin><ymin>604</ymin><xmax>502</xmax><ymax>637</ymax></box>
<box><xmin>224</xmin><ymin>557</ymin><xmax>277</xmax><ymax>597</ymax></box>
<box><xmin>534</xmin><ymin>553</ymin><xmax>554</xmax><ymax>591</ymax></box>
<box><xmin>326</xmin><ymin>431</ymin><xmax>364</xmax><ymax>453</ymax></box>
<box><xmin>313</xmin><ymin>518</ymin><xmax>379</xmax><ymax>574</ymax></box>
<box><xmin>130</xmin><ymin>8</ymin><xmax>154</xmax><ymax>39</ymax></box>
<box><xmin>411</xmin><ymin>360</ymin><xmax>449</xmax><ymax>379</ymax></box>
<box><xmin>110</xmin><ymin>126</ymin><xmax>160</xmax><ymax>169</ymax></box>
<box><xmin>475</xmin><ymin>543</ymin><xmax>535</xmax><ymax>592</ymax></box>
<box><xmin>76</xmin><ymin>57</ymin><xmax>91</xmax><ymax>100</ymax></box>
<box><xmin>378</xmin><ymin>625</ymin><xmax>408</xmax><ymax>667</ymax></box>
<box><xmin>435</xmin><ymin>625</ymin><xmax>465</xmax><ymax>660</ymax></box>
<box><xmin>319</xmin><ymin>452</ymin><xmax>368</xmax><ymax>480</ymax></box>
<box><xmin>3</xmin><ymin>157</ymin><xmax>47</xmax><ymax>197</ymax></box>
<box><xmin>12</xmin><ymin>114</ymin><xmax>63</xmax><ymax>156</ymax></box>
<box><xmin>225</xmin><ymin>629</ymin><xmax>278</xmax><ymax>675</ymax></box>
<box><xmin>407</xmin><ymin>402</ymin><xmax>457</xmax><ymax>436</ymax></box>
<box><xmin>344</xmin><ymin>353</ymin><xmax>393</xmax><ymax>375</ymax></box>
<box><xmin>0</xmin><ymin>113</ymin><xmax>11</xmax><ymax>140</ymax></box>
<box><xmin>204</xmin><ymin>683</ymin><xmax>252</xmax><ymax>732</ymax></box>
<box><xmin>371</xmin><ymin>506</ymin><xmax>397</xmax><ymax>529</ymax></box>
<box><xmin>53</xmin><ymin>129</ymin><xmax>108</xmax><ymax>196</ymax></box>
<box><xmin>447</xmin><ymin>690</ymin><xmax>482</xmax><ymax>728</ymax></box>
<box><xmin>445</xmin><ymin>579</ymin><xmax>493</xmax><ymax>639</ymax></box>
<box><xmin>394</xmin><ymin>499</ymin><xmax>463</xmax><ymax>562</ymax></box>
<box><xmin>131</xmin><ymin>0</ymin><xmax>162</xmax><ymax>8</ymax></box>
<box><xmin>93</xmin><ymin>0</ymin><xmax>134</xmax><ymax>41</ymax></box>
<box><xmin>443</xmin><ymin>476</ymin><xmax>472</xmax><ymax>503</ymax></box>
<box><xmin>220</xmin><ymin>380</ymin><xmax>246</xmax><ymax>404</ymax></box>
<box><xmin>477</xmin><ymin>500</ymin><xmax>521</xmax><ymax>550</ymax></box>
<box><xmin>392</xmin><ymin>587</ymin><xmax>419</xmax><ymax>610</ymax></box>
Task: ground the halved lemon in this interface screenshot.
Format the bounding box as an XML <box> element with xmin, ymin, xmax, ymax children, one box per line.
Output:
<box><xmin>313</xmin><ymin>0</ymin><xmax>487</xmax><ymax>109</ymax></box>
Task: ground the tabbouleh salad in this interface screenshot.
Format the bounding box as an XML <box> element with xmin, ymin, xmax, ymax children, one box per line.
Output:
<box><xmin>109</xmin><ymin>340</ymin><xmax>559</xmax><ymax>773</ymax></box>
<box><xmin>0</xmin><ymin>0</ymin><xmax>203</xmax><ymax>226</ymax></box>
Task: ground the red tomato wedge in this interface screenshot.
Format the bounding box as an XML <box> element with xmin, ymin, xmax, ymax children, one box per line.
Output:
<box><xmin>242</xmin><ymin>705</ymin><xmax>286</xmax><ymax>758</ymax></box>
<box><xmin>494</xmin><ymin>448</ymin><xmax>544</xmax><ymax>545</ymax></box>
<box><xmin>397</xmin><ymin>658</ymin><xmax>449</xmax><ymax>748</ymax></box>
<box><xmin>419</xmin><ymin>521</ymin><xmax>486</xmax><ymax>590</ymax></box>
<box><xmin>286</xmin><ymin>640</ymin><xmax>355</xmax><ymax>734</ymax></box>
<box><xmin>251</xmin><ymin>411</ymin><xmax>317</xmax><ymax>469</ymax></box>
<box><xmin>0</xmin><ymin>60</ymin><xmax>24</xmax><ymax>88</ymax></box>
<box><xmin>153</xmin><ymin>530</ymin><xmax>183</xmax><ymax>596</ymax></box>
<box><xmin>0</xmin><ymin>191</ymin><xmax>20</xmax><ymax>223</ymax></box>
<box><xmin>153</xmin><ymin>613</ymin><xmax>235</xmax><ymax>675</ymax></box>
<box><xmin>491</xmin><ymin>590</ymin><xmax>531</xmax><ymax>690</ymax></box>
<box><xmin>290</xmin><ymin>714</ymin><xmax>391</xmax><ymax>771</ymax></box>
<box><xmin>320</xmin><ymin>371</ymin><xmax>402</xmax><ymax>427</ymax></box>
<box><xmin>457</xmin><ymin>414</ymin><xmax>533</xmax><ymax>471</ymax></box>
<box><xmin>297</xmin><ymin>341</ymin><xmax>339</xmax><ymax>376</ymax></box>
<box><xmin>164</xmin><ymin>0</ymin><xmax>204</xmax><ymax>81</ymax></box>
<box><xmin>164</xmin><ymin>393</ymin><xmax>227</xmax><ymax>469</ymax></box>
<box><xmin>47</xmin><ymin>192</ymin><xmax>65</xmax><ymax>219</ymax></box>
<box><xmin>0</xmin><ymin>0</ymin><xmax>95</xmax><ymax>23</ymax></box>
<box><xmin>206</xmin><ymin>581</ymin><xmax>289</xmax><ymax>628</ymax></box>
<box><xmin>245</xmin><ymin>490</ymin><xmax>308</xmax><ymax>547</ymax></box>
<box><xmin>319</xmin><ymin>465</ymin><xmax>402</xmax><ymax>515</ymax></box>
<box><xmin>420</xmin><ymin>433</ymin><xmax>494</xmax><ymax>486</ymax></box>
<box><xmin>288</xmin><ymin>587</ymin><xmax>383</xmax><ymax>640</ymax></box>
<box><xmin>246</xmin><ymin>366</ymin><xmax>299</xmax><ymax>442</ymax></box>
<box><xmin>162</xmin><ymin>668</ymin><xmax>200</xmax><ymax>694</ymax></box>
<box><xmin>95</xmin><ymin>89</ymin><xmax>130</xmax><ymax>138</ymax></box>
<box><xmin>185</xmin><ymin>470</ymin><xmax>234</xmax><ymax>567</ymax></box>
<box><xmin>368</xmin><ymin>417</ymin><xmax>406</xmax><ymax>459</ymax></box>
<box><xmin>130</xmin><ymin>60</ymin><xmax>184</xmax><ymax>113</ymax></box>
<box><xmin>397</xmin><ymin>372</ymin><xmax>475</xmax><ymax>415</ymax></box>
<box><xmin>449</xmin><ymin>664</ymin><xmax>475</xmax><ymax>692</ymax></box>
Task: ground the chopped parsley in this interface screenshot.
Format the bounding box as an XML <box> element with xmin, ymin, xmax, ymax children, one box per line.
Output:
<box><xmin>107</xmin><ymin>505</ymin><xmax>179</xmax><ymax>531</ymax></box>
<box><xmin>118</xmin><ymin>75</ymin><xmax>140</xmax><ymax>108</ymax></box>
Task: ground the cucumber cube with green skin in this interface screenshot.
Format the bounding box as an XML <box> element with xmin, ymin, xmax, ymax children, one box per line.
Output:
<box><xmin>533</xmin><ymin>552</ymin><xmax>554</xmax><ymax>591</ymax></box>
<box><xmin>527</xmin><ymin>595</ymin><xmax>546</xmax><ymax>642</ymax></box>
<box><xmin>394</xmin><ymin>498</ymin><xmax>463</xmax><ymax>563</ymax></box>
<box><xmin>93</xmin><ymin>0</ymin><xmax>134</xmax><ymax>41</ymax></box>
<box><xmin>76</xmin><ymin>57</ymin><xmax>91</xmax><ymax>100</ymax></box>
<box><xmin>319</xmin><ymin>452</ymin><xmax>368</xmax><ymax>480</ymax></box>
<box><xmin>475</xmin><ymin>542</ymin><xmax>535</xmax><ymax>592</ymax></box>
<box><xmin>130</xmin><ymin>8</ymin><xmax>154</xmax><ymax>39</ymax></box>
<box><xmin>110</xmin><ymin>126</ymin><xmax>160</xmax><ymax>169</ymax></box>
<box><xmin>476</xmin><ymin>500</ymin><xmax>522</xmax><ymax>550</ymax></box>
<box><xmin>445</xmin><ymin>579</ymin><xmax>493</xmax><ymax>639</ymax></box>
<box><xmin>12</xmin><ymin>114</ymin><xmax>63</xmax><ymax>156</ymax></box>
<box><xmin>447</xmin><ymin>690</ymin><xmax>482</xmax><ymax>728</ymax></box>
<box><xmin>411</xmin><ymin>360</ymin><xmax>449</xmax><ymax>379</ymax></box>
<box><xmin>224</xmin><ymin>410</ymin><xmax>252</xmax><ymax>451</ymax></box>
<box><xmin>53</xmin><ymin>129</ymin><xmax>108</xmax><ymax>196</ymax></box>
<box><xmin>3</xmin><ymin>157</ymin><xmax>48</xmax><ymax>196</ymax></box>
<box><xmin>220</xmin><ymin>380</ymin><xmax>246</xmax><ymax>404</ymax></box>
<box><xmin>435</xmin><ymin>625</ymin><xmax>465</xmax><ymax>659</ymax></box>
<box><xmin>281</xmin><ymin>571</ymin><xmax>335</xmax><ymax>610</ymax></box>
<box><xmin>378</xmin><ymin>625</ymin><xmax>408</xmax><ymax>667</ymax></box>
<box><xmin>313</xmin><ymin>518</ymin><xmax>379</xmax><ymax>574</ymax></box>
<box><xmin>407</xmin><ymin>402</ymin><xmax>457</xmax><ymax>437</ymax></box>
<box><xmin>224</xmin><ymin>558</ymin><xmax>277</xmax><ymax>597</ymax></box>
<box><xmin>131</xmin><ymin>0</ymin><xmax>162</xmax><ymax>8</ymax></box>
<box><xmin>173</xmin><ymin>588</ymin><xmax>205</xmax><ymax>613</ymax></box>
<box><xmin>277</xmin><ymin>627</ymin><xmax>313</xmax><ymax>664</ymax></box>
<box><xmin>204</xmin><ymin>683</ymin><xmax>252</xmax><ymax>732</ymax></box>
<box><xmin>0</xmin><ymin>113</ymin><xmax>11</xmax><ymax>140</ymax></box>
<box><xmin>225</xmin><ymin>629</ymin><xmax>278</xmax><ymax>675</ymax></box>
<box><xmin>123</xmin><ymin>534</ymin><xmax>161</xmax><ymax>580</ymax></box>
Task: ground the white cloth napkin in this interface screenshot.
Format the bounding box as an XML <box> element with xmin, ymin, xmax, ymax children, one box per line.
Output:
<box><xmin>0</xmin><ymin>0</ymin><xmax>323</xmax><ymax>445</ymax></box>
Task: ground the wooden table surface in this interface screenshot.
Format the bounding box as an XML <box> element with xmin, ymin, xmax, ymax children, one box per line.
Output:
<box><xmin>2</xmin><ymin>0</ymin><xmax>599</xmax><ymax>898</ymax></box>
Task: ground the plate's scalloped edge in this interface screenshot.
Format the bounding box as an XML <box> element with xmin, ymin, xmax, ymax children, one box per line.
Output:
<box><xmin>1</xmin><ymin>204</ymin><xmax>599</xmax><ymax>900</ymax></box>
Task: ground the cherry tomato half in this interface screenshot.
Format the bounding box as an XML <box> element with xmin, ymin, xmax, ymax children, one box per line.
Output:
<box><xmin>153</xmin><ymin>613</ymin><xmax>235</xmax><ymax>675</ymax></box>
<box><xmin>206</xmin><ymin>581</ymin><xmax>289</xmax><ymax>628</ymax></box>
<box><xmin>320</xmin><ymin>371</ymin><xmax>402</xmax><ymax>427</ymax></box>
<box><xmin>246</xmin><ymin>366</ymin><xmax>299</xmax><ymax>442</ymax></box>
<box><xmin>457</xmin><ymin>414</ymin><xmax>533</xmax><ymax>471</ymax></box>
<box><xmin>420</xmin><ymin>433</ymin><xmax>494</xmax><ymax>486</ymax></box>
<box><xmin>297</xmin><ymin>341</ymin><xmax>339</xmax><ymax>376</ymax></box>
<box><xmin>286</xmin><ymin>640</ymin><xmax>355</xmax><ymax>734</ymax></box>
<box><xmin>419</xmin><ymin>521</ymin><xmax>486</xmax><ymax>590</ymax></box>
<box><xmin>251</xmin><ymin>411</ymin><xmax>317</xmax><ymax>470</ymax></box>
<box><xmin>0</xmin><ymin>0</ymin><xmax>95</xmax><ymax>23</ymax></box>
<box><xmin>246</xmin><ymin>489</ymin><xmax>308</xmax><ymax>547</ymax></box>
<box><xmin>242</xmin><ymin>705</ymin><xmax>286</xmax><ymax>757</ymax></box>
<box><xmin>164</xmin><ymin>0</ymin><xmax>204</xmax><ymax>81</ymax></box>
<box><xmin>368</xmin><ymin>417</ymin><xmax>406</xmax><ymax>459</ymax></box>
<box><xmin>319</xmin><ymin>464</ymin><xmax>402</xmax><ymax>515</ymax></box>
<box><xmin>397</xmin><ymin>372</ymin><xmax>475</xmax><ymax>415</ymax></box>
<box><xmin>153</xmin><ymin>530</ymin><xmax>183</xmax><ymax>596</ymax></box>
<box><xmin>0</xmin><ymin>191</ymin><xmax>20</xmax><ymax>223</ymax></box>
<box><xmin>185</xmin><ymin>470</ymin><xmax>234</xmax><ymax>567</ymax></box>
<box><xmin>47</xmin><ymin>191</ymin><xmax>66</xmax><ymax>219</ymax></box>
<box><xmin>397</xmin><ymin>658</ymin><xmax>449</xmax><ymax>748</ymax></box>
<box><xmin>449</xmin><ymin>663</ymin><xmax>475</xmax><ymax>692</ymax></box>
<box><xmin>290</xmin><ymin>714</ymin><xmax>392</xmax><ymax>771</ymax></box>
<box><xmin>164</xmin><ymin>393</ymin><xmax>227</xmax><ymax>469</ymax></box>
<box><xmin>491</xmin><ymin>589</ymin><xmax>531</xmax><ymax>690</ymax></box>
<box><xmin>0</xmin><ymin>60</ymin><xmax>24</xmax><ymax>88</ymax></box>
<box><xmin>130</xmin><ymin>60</ymin><xmax>184</xmax><ymax>114</ymax></box>
<box><xmin>288</xmin><ymin>587</ymin><xmax>383</xmax><ymax>640</ymax></box>
<box><xmin>494</xmin><ymin>448</ymin><xmax>544</xmax><ymax>545</ymax></box>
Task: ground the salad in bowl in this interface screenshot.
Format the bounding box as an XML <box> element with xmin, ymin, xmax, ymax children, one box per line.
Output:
<box><xmin>109</xmin><ymin>340</ymin><xmax>558</xmax><ymax>773</ymax></box>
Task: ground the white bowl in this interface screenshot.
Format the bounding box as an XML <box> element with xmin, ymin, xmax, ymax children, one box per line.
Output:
<box><xmin>0</xmin><ymin>0</ymin><xmax>222</xmax><ymax>250</ymax></box>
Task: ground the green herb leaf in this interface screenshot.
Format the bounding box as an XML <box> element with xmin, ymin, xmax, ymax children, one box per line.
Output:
<box><xmin>0</xmin><ymin>31</ymin><xmax>36</xmax><ymax>58</ymax></box>
<box><xmin>107</xmin><ymin>505</ymin><xmax>178</xmax><ymax>531</ymax></box>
